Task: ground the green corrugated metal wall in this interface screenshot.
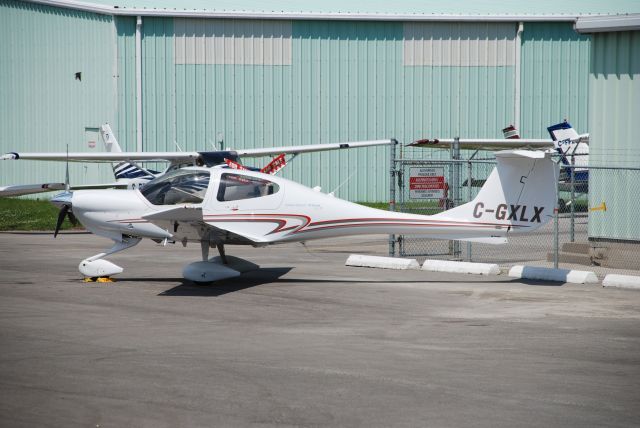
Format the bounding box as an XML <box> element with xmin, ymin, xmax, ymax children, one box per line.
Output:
<box><xmin>1</xmin><ymin>1</ymin><xmax>594</xmax><ymax>203</ymax></box>
<box><xmin>588</xmin><ymin>30</ymin><xmax>640</xmax><ymax>241</ymax></box>
<box><xmin>0</xmin><ymin>0</ymin><xmax>117</xmax><ymax>191</ymax></box>
<box><xmin>137</xmin><ymin>19</ymin><xmax>519</xmax><ymax>201</ymax></box>
<box><xmin>520</xmin><ymin>23</ymin><xmax>590</xmax><ymax>138</ymax></box>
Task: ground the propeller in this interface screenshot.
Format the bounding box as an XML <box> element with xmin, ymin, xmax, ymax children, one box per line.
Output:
<box><xmin>54</xmin><ymin>204</ymin><xmax>77</xmax><ymax>238</ymax></box>
<box><xmin>52</xmin><ymin>144</ymin><xmax>76</xmax><ymax>238</ymax></box>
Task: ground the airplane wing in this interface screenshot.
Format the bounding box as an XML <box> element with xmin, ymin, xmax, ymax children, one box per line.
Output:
<box><xmin>142</xmin><ymin>206</ymin><xmax>267</xmax><ymax>245</ymax></box>
<box><xmin>408</xmin><ymin>138</ymin><xmax>553</xmax><ymax>150</ymax></box>
<box><xmin>0</xmin><ymin>151</ymin><xmax>197</xmax><ymax>162</ymax></box>
<box><xmin>1</xmin><ymin>139</ymin><xmax>395</xmax><ymax>163</ymax></box>
<box><xmin>0</xmin><ymin>182</ymin><xmax>129</xmax><ymax>197</ymax></box>
<box><xmin>408</xmin><ymin>136</ymin><xmax>588</xmax><ymax>150</ymax></box>
<box><xmin>1</xmin><ymin>139</ymin><xmax>395</xmax><ymax>197</ymax></box>
<box><xmin>142</xmin><ymin>205</ymin><xmax>204</xmax><ymax>222</ymax></box>
<box><xmin>237</xmin><ymin>139</ymin><xmax>394</xmax><ymax>157</ymax></box>
<box><xmin>0</xmin><ymin>183</ymin><xmax>65</xmax><ymax>197</ymax></box>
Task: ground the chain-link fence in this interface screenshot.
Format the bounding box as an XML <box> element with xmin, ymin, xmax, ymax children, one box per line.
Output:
<box><xmin>388</xmin><ymin>146</ymin><xmax>640</xmax><ymax>277</ymax></box>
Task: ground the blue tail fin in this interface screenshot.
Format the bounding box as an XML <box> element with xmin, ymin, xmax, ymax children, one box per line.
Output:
<box><xmin>100</xmin><ymin>124</ymin><xmax>158</xmax><ymax>181</ymax></box>
<box><xmin>547</xmin><ymin>121</ymin><xmax>589</xmax><ymax>168</ymax></box>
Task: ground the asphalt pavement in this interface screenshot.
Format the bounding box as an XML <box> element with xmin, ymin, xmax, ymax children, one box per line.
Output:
<box><xmin>1</xmin><ymin>232</ymin><xmax>639</xmax><ymax>427</ymax></box>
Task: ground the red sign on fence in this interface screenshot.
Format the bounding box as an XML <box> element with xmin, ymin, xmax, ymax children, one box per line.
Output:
<box><xmin>409</xmin><ymin>167</ymin><xmax>446</xmax><ymax>199</ymax></box>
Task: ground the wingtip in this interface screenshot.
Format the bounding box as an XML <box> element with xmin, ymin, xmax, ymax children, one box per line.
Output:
<box><xmin>1</xmin><ymin>152</ymin><xmax>18</xmax><ymax>160</ymax></box>
<box><xmin>408</xmin><ymin>139</ymin><xmax>439</xmax><ymax>147</ymax></box>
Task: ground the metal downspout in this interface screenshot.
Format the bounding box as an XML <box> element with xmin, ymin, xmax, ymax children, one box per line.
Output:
<box><xmin>135</xmin><ymin>16</ymin><xmax>143</xmax><ymax>152</ymax></box>
<box><xmin>514</xmin><ymin>22</ymin><xmax>523</xmax><ymax>130</ymax></box>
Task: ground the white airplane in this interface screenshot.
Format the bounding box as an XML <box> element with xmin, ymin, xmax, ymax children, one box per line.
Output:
<box><xmin>2</xmin><ymin>127</ymin><xmax>557</xmax><ymax>282</ymax></box>
<box><xmin>38</xmin><ymin>148</ymin><xmax>555</xmax><ymax>282</ymax></box>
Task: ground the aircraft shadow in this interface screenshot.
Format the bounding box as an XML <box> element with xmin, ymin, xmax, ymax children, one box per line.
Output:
<box><xmin>2</xmin><ymin>230</ymin><xmax>90</xmax><ymax>235</ymax></box>
<box><xmin>158</xmin><ymin>267</ymin><xmax>293</xmax><ymax>297</ymax></box>
<box><xmin>274</xmin><ymin>278</ymin><xmax>564</xmax><ymax>286</ymax></box>
<box><xmin>117</xmin><ymin>267</ymin><xmax>564</xmax><ymax>297</ymax></box>
<box><xmin>506</xmin><ymin>278</ymin><xmax>565</xmax><ymax>287</ymax></box>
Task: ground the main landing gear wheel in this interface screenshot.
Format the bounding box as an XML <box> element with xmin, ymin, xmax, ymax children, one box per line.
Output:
<box><xmin>183</xmin><ymin>242</ymin><xmax>259</xmax><ymax>283</ymax></box>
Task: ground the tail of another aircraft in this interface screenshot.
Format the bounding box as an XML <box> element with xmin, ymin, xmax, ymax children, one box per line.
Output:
<box><xmin>100</xmin><ymin>124</ymin><xmax>157</xmax><ymax>181</ymax></box>
<box><xmin>432</xmin><ymin>150</ymin><xmax>558</xmax><ymax>234</ymax></box>
<box><xmin>547</xmin><ymin>121</ymin><xmax>589</xmax><ymax>168</ymax></box>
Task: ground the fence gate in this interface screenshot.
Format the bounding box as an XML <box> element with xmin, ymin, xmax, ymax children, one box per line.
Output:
<box><xmin>395</xmin><ymin>159</ymin><xmax>459</xmax><ymax>258</ymax></box>
<box><xmin>388</xmin><ymin>148</ymin><xmax>495</xmax><ymax>261</ymax></box>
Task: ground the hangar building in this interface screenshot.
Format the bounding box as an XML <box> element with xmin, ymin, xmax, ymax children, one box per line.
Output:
<box><xmin>574</xmin><ymin>14</ymin><xmax>640</xmax><ymax>244</ymax></box>
<box><xmin>1</xmin><ymin>0</ymin><xmax>638</xmax><ymax>209</ymax></box>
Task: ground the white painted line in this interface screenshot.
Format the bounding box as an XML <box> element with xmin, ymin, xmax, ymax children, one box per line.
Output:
<box><xmin>346</xmin><ymin>254</ymin><xmax>420</xmax><ymax>270</ymax></box>
<box><xmin>508</xmin><ymin>265</ymin><xmax>598</xmax><ymax>284</ymax></box>
<box><xmin>603</xmin><ymin>274</ymin><xmax>640</xmax><ymax>290</ymax></box>
<box><xmin>422</xmin><ymin>260</ymin><xmax>500</xmax><ymax>275</ymax></box>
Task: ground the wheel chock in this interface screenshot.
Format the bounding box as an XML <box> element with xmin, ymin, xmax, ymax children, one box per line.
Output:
<box><xmin>83</xmin><ymin>276</ymin><xmax>114</xmax><ymax>283</ymax></box>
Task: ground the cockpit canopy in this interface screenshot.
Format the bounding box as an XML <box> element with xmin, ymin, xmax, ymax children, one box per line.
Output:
<box><xmin>217</xmin><ymin>173</ymin><xmax>279</xmax><ymax>201</ymax></box>
<box><xmin>141</xmin><ymin>169</ymin><xmax>210</xmax><ymax>205</ymax></box>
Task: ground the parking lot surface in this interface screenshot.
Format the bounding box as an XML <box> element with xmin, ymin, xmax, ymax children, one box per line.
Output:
<box><xmin>1</xmin><ymin>232</ymin><xmax>639</xmax><ymax>427</ymax></box>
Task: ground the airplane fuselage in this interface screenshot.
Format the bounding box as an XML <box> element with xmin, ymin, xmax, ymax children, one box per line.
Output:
<box><xmin>69</xmin><ymin>166</ymin><xmax>527</xmax><ymax>248</ymax></box>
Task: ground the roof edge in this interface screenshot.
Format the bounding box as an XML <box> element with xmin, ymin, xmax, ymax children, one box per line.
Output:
<box><xmin>575</xmin><ymin>13</ymin><xmax>640</xmax><ymax>33</ymax></box>
<box><xmin>24</xmin><ymin>0</ymin><xmax>587</xmax><ymax>21</ymax></box>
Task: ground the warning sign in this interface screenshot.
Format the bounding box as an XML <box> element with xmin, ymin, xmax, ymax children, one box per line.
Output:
<box><xmin>409</xmin><ymin>167</ymin><xmax>445</xmax><ymax>199</ymax></box>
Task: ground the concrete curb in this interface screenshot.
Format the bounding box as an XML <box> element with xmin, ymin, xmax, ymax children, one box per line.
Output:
<box><xmin>422</xmin><ymin>260</ymin><xmax>500</xmax><ymax>275</ymax></box>
<box><xmin>508</xmin><ymin>265</ymin><xmax>598</xmax><ymax>284</ymax></box>
<box><xmin>602</xmin><ymin>274</ymin><xmax>640</xmax><ymax>290</ymax></box>
<box><xmin>346</xmin><ymin>254</ymin><xmax>420</xmax><ymax>270</ymax></box>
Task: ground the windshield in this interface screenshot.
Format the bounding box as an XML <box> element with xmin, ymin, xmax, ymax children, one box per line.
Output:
<box><xmin>141</xmin><ymin>169</ymin><xmax>210</xmax><ymax>205</ymax></box>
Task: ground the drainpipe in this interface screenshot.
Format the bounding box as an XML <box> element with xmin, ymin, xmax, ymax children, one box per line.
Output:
<box><xmin>135</xmin><ymin>16</ymin><xmax>143</xmax><ymax>152</ymax></box>
<box><xmin>514</xmin><ymin>22</ymin><xmax>523</xmax><ymax>131</ymax></box>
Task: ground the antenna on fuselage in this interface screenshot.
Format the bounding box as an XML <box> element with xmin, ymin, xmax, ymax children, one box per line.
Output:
<box><xmin>328</xmin><ymin>169</ymin><xmax>357</xmax><ymax>197</ymax></box>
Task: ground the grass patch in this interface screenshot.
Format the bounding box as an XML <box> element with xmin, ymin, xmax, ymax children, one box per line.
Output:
<box><xmin>357</xmin><ymin>202</ymin><xmax>391</xmax><ymax>210</ymax></box>
<box><xmin>0</xmin><ymin>197</ymin><xmax>79</xmax><ymax>231</ymax></box>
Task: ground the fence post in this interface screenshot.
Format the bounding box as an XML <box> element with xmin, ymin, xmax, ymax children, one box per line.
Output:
<box><xmin>389</xmin><ymin>139</ymin><xmax>397</xmax><ymax>257</ymax></box>
<box><xmin>554</xmin><ymin>159</ymin><xmax>560</xmax><ymax>269</ymax></box>
<box><xmin>570</xmin><ymin>157</ymin><xmax>575</xmax><ymax>242</ymax></box>
<box><xmin>452</xmin><ymin>137</ymin><xmax>461</xmax><ymax>259</ymax></box>
<box><xmin>466</xmin><ymin>158</ymin><xmax>473</xmax><ymax>261</ymax></box>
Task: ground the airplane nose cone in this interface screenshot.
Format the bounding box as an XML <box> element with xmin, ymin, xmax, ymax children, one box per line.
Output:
<box><xmin>50</xmin><ymin>191</ymin><xmax>73</xmax><ymax>209</ymax></box>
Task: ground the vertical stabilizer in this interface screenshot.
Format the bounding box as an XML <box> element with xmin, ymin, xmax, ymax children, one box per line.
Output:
<box><xmin>547</xmin><ymin>121</ymin><xmax>589</xmax><ymax>168</ymax></box>
<box><xmin>432</xmin><ymin>150</ymin><xmax>558</xmax><ymax>234</ymax></box>
<box><xmin>100</xmin><ymin>124</ymin><xmax>122</xmax><ymax>153</ymax></box>
<box><xmin>99</xmin><ymin>123</ymin><xmax>156</xmax><ymax>182</ymax></box>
